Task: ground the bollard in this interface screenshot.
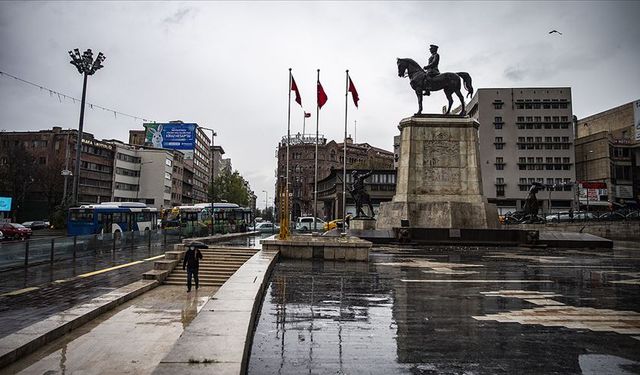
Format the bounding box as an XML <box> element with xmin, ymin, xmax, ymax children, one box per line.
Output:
<box><xmin>131</xmin><ymin>231</ymin><xmax>135</xmax><ymax>250</ymax></box>
<box><xmin>94</xmin><ymin>234</ymin><xmax>98</xmax><ymax>256</ymax></box>
<box><xmin>24</xmin><ymin>241</ymin><xmax>30</xmax><ymax>267</ymax></box>
<box><xmin>112</xmin><ymin>233</ymin><xmax>116</xmax><ymax>253</ymax></box>
<box><xmin>147</xmin><ymin>229</ymin><xmax>151</xmax><ymax>250</ymax></box>
<box><xmin>73</xmin><ymin>236</ymin><xmax>77</xmax><ymax>261</ymax></box>
<box><xmin>50</xmin><ymin>238</ymin><xmax>55</xmax><ymax>264</ymax></box>
<box><xmin>163</xmin><ymin>229</ymin><xmax>167</xmax><ymax>245</ymax></box>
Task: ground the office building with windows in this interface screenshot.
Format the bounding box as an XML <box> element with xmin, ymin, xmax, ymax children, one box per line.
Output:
<box><xmin>465</xmin><ymin>88</ymin><xmax>576</xmax><ymax>214</ymax></box>
<box><xmin>575</xmin><ymin>100</ymin><xmax>640</xmax><ymax>208</ymax></box>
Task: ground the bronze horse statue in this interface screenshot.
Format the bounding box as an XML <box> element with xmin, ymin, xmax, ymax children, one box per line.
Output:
<box><xmin>397</xmin><ymin>58</ymin><xmax>473</xmax><ymax>116</ymax></box>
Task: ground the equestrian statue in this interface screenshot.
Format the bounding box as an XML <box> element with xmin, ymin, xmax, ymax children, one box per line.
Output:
<box><xmin>397</xmin><ymin>44</ymin><xmax>473</xmax><ymax>116</ymax></box>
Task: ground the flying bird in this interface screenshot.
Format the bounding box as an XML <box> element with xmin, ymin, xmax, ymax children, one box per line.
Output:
<box><xmin>549</xmin><ymin>30</ymin><xmax>563</xmax><ymax>35</ymax></box>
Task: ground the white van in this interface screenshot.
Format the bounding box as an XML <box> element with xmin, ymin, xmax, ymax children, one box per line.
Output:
<box><xmin>295</xmin><ymin>217</ymin><xmax>325</xmax><ymax>231</ymax></box>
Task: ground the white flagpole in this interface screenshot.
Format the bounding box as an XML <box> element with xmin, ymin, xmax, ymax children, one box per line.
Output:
<box><xmin>287</xmin><ymin>69</ymin><xmax>292</xmax><ymax>235</ymax></box>
<box><xmin>314</xmin><ymin>69</ymin><xmax>320</xmax><ymax>231</ymax></box>
<box><xmin>343</xmin><ymin>70</ymin><xmax>349</xmax><ymax>231</ymax></box>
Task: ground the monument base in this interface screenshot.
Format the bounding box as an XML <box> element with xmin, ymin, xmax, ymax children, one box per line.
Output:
<box><xmin>377</xmin><ymin>199</ymin><xmax>498</xmax><ymax>230</ymax></box>
<box><xmin>349</xmin><ymin>218</ymin><xmax>376</xmax><ymax>231</ymax></box>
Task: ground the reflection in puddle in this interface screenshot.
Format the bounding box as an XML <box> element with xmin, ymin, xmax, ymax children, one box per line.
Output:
<box><xmin>250</xmin><ymin>247</ymin><xmax>640</xmax><ymax>374</ymax></box>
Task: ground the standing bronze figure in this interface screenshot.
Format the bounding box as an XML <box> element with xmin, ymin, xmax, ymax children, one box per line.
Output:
<box><xmin>397</xmin><ymin>46</ymin><xmax>473</xmax><ymax>115</ymax></box>
<box><xmin>350</xmin><ymin>170</ymin><xmax>375</xmax><ymax>218</ymax></box>
<box><xmin>523</xmin><ymin>182</ymin><xmax>545</xmax><ymax>223</ymax></box>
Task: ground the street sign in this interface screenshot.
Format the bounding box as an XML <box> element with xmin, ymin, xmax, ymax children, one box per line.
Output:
<box><xmin>61</xmin><ymin>170</ymin><xmax>72</xmax><ymax>176</ymax></box>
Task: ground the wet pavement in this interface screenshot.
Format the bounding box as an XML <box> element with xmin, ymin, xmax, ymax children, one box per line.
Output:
<box><xmin>248</xmin><ymin>241</ymin><xmax>640</xmax><ymax>374</ymax></box>
<box><xmin>0</xmin><ymin>233</ymin><xmax>263</xmax><ymax>340</ymax></box>
<box><xmin>3</xmin><ymin>285</ymin><xmax>217</xmax><ymax>374</ymax></box>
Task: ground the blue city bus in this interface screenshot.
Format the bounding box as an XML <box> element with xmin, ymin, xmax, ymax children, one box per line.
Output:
<box><xmin>67</xmin><ymin>202</ymin><xmax>158</xmax><ymax>236</ymax></box>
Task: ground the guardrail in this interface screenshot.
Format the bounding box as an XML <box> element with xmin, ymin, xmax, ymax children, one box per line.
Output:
<box><xmin>0</xmin><ymin>227</ymin><xmax>211</xmax><ymax>272</ymax></box>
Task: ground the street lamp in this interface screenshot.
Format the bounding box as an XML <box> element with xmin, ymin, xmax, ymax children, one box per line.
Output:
<box><xmin>262</xmin><ymin>189</ymin><xmax>268</xmax><ymax>214</ymax></box>
<box><xmin>68</xmin><ymin>48</ymin><xmax>106</xmax><ymax>206</ymax></box>
<box><xmin>200</xmin><ymin>127</ymin><xmax>217</xmax><ymax>236</ymax></box>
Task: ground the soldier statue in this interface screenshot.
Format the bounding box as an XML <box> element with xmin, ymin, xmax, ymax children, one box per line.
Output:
<box><xmin>523</xmin><ymin>182</ymin><xmax>544</xmax><ymax>223</ymax></box>
<box><xmin>423</xmin><ymin>44</ymin><xmax>440</xmax><ymax>96</ymax></box>
<box><xmin>350</xmin><ymin>170</ymin><xmax>375</xmax><ymax>218</ymax></box>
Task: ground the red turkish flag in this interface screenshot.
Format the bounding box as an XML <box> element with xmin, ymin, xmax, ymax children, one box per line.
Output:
<box><xmin>317</xmin><ymin>80</ymin><xmax>328</xmax><ymax>109</ymax></box>
<box><xmin>348</xmin><ymin>77</ymin><xmax>359</xmax><ymax>108</ymax></box>
<box><xmin>291</xmin><ymin>75</ymin><xmax>302</xmax><ymax>106</ymax></box>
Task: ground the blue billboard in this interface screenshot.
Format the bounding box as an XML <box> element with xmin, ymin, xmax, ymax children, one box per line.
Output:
<box><xmin>144</xmin><ymin>123</ymin><xmax>196</xmax><ymax>150</ymax></box>
<box><xmin>0</xmin><ymin>197</ymin><xmax>12</xmax><ymax>212</ymax></box>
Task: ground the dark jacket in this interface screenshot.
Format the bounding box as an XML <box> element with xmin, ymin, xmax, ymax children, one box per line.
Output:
<box><xmin>183</xmin><ymin>248</ymin><xmax>203</xmax><ymax>270</ymax></box>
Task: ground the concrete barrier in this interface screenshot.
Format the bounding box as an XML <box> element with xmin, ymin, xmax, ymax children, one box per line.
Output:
<box><xmin>153</xmin><ymin>249</ymin><xmax>279</xmax><ymax>374</ymax></box>
<box><xmin>518</xmin><ymin>221</ymin><xmax>640</xmax><ymax>241</ymax></box>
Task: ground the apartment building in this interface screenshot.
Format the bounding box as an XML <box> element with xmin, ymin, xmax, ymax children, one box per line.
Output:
<box><xmin>465</xmin><ymin>88</ymin><xmax>576</xmax><ymax>214</ymax></box>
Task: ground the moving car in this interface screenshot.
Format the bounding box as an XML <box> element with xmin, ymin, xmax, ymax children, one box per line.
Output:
<box><xmin>251</xmin><ymin>222</ymin><xmax>279</xmax><ymax>233</ymax></box>
<box><xmin>21</xmin><ymin>221</ymin><xmax>48</xmax><ymax>230</ymax></box>
<box><xmin>0</xmin><ymin>223</ymin><xmax>32</xmax><ymax>240</ymax></box>
<box><xmin>295</xmin><ymin>217</ymin><xmax>325</xmax><ymax>232</ymax></box>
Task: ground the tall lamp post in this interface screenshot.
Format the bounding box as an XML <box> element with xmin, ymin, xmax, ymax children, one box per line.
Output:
<box><xmin>68</xmin><ymin>48</ymin><xmax>106</xmax><ymax>206</ymax></box>
<box><xmin>201</xmin><ymin>127</ymin><xmax>217</xmax><ymax>236</ymax></box>
<box><xmin>262</xmin><ymin>190</ymin><xmax>268</xmax><ymax>217</ymax></box>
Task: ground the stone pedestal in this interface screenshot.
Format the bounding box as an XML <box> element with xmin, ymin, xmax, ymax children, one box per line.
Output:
<box><xmin>349</xmin><ymin>218</ymin><xmax>376</xmax><ymax>231</ymax></box>
<box><xmin>377</xmin><ymin>115</ymin><xmax>498</xmax><ymax>229</ymax></box>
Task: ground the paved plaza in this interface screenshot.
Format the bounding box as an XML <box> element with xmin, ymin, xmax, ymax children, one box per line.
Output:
<box><xmin>249</xmin><ymin>242</ymin><xmax>640</xmax><ymax>374</ymax></box>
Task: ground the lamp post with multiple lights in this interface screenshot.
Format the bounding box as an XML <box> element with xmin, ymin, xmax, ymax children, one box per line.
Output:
<box><xmin>68</xmin><ymin>48</ymin><xmax>106</xmax><ymax>205</ymax></box>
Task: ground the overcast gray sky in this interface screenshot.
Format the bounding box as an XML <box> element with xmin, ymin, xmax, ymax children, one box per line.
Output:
<box><xmin>1</xmin><ymin>1</ymin><xmax>639</xmax><ymax>208</ymax></box>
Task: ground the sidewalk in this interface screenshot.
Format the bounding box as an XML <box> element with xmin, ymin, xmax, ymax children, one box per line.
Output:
<box><xmin>0</xmin><ymin>257</ymin><xmax>158</xmax><ymax>339</ymax></box>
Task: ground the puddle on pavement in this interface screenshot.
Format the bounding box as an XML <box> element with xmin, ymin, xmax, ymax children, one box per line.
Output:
<box><xmin>4</xmin><ymin>285</ymin><xmax>217</xmax><ymax>374</ymax></box>
<box><xmin>248</xmin><ymin>246</ymin><xmax>640</xmax><ymax>374</ymax></box>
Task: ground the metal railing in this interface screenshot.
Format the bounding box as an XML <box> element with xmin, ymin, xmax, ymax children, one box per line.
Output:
<box><xmin>0</xmin><ymin>227</ymin><xmax>205</xmax><ymax>272</ymax></box>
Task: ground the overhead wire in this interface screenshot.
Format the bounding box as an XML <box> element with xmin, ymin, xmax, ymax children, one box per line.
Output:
<box><xmin>0</xmin><ymin>70</ymin><xmax>154</xmax><ymax>123</ymax></box>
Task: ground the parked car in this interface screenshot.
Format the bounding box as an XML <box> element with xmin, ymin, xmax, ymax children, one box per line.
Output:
<box><xmin>596</xmin><ymin>211</ymin><xmax>626</xmax><ymax>221</ymax></box>
<box><xmin>0</xmin><ymin>230</ymin><xmax>4</xmax><ymax>241</ymax></box>
<box><xmin>545</xmin><ymin>211</ymin><xmax>596</xmax><ymax>223</ymax></box>
<box><xmin>251</xmin><ymin>222</ymin><xmax>279</xmax><ymax>233</ymax></box>
<box><xmin>21</xmin><ymin>220</ymin><xmax>47</xmax><ymax>230</ymax></box>
<box><xmin>503</xmin><ymin>211</ymin><xmax>545</xmax><ymax>224</ymax></box>
<box><xmin>295</xmin><ymin>217</ymin><xmax>326</xmax><ymax>231</ymax></box>
<box><xmin>0</xmin><ymin>223</ymin><xmax>32</xmax><ymax>240</ymax></box>
<box><xmin>323</xmin><ymin>215</ymin><xmax>352</xmax><ymax>231</ymax></box>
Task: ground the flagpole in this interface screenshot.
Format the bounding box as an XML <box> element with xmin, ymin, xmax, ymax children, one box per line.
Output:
<box><xmin>314</xmin><ymin>69</ymin><xmax>320</xmax><ymax>231</ymax></box>
<box><xmin>343</xmin><ymin>70</ymin><xmax>349</xmax><ymax>231</ymax></box>
<box><xmin>286</xmin><ymin>68</ymin><xmax>292</xmax><ymax>236</ymax></box>
<box><xmin>303</xmin><ymin>112</ymin><xmax>306</xmax><ymax>136</ymax></box>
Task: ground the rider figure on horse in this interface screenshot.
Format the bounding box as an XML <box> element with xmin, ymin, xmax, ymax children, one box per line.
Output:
<box><xmin>423</xmin><ymin>44</ymin><xmax>440</xmax><ymax>96</ymax></box>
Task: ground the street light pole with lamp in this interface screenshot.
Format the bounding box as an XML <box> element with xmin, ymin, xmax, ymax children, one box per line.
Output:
<box><xmin>200</xmin><ymin>127</ymin><xmax>217</xmax><ymax>236</ymax></box>
<box><xmin>68</xmin><ymin>48</ymin><xmax>106</xmax><ymax>206</ymax></box>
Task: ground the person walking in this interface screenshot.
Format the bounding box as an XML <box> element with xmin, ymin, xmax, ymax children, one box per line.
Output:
<box><xmin>183</xmin><ymin>241</ymin><xmax>205</xmax><ymax>292</ymax></box>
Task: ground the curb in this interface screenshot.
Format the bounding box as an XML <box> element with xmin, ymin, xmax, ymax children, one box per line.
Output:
<box><xmin>0</xmin><ymin>279</ymin><xmax>159</xmax><ymax>369</ymax></box>
<box><xmin>153</xmin><ymin>249</ymin><xmax>279</xmax><ymax>374</ymax></box>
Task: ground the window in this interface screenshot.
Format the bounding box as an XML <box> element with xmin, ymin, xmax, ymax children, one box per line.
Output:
<box><xmin>494</xmin><ymin>137</ymin><xmax>504</xmax><ymax>150</ymax></box>
<box><xmin>495</xmin><ymin>157</ymin><xmax>504</xmax><ymax>170</ymax></box>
